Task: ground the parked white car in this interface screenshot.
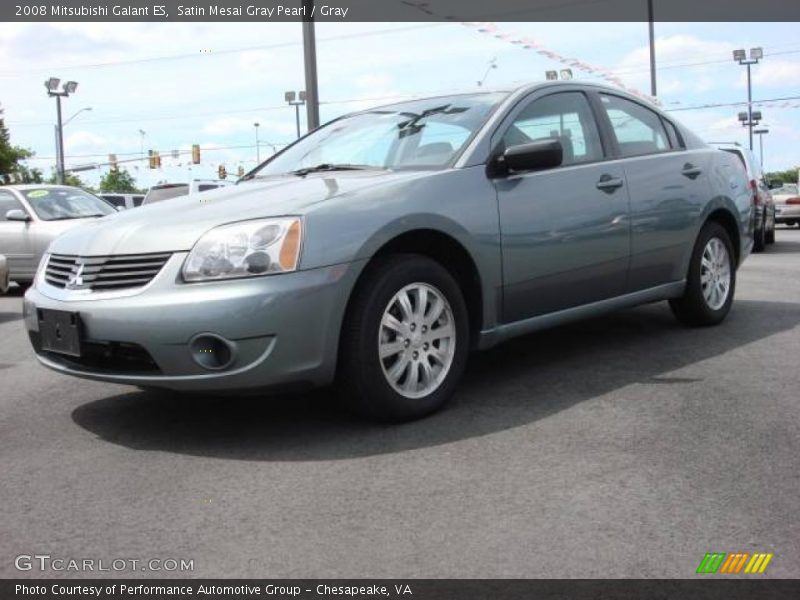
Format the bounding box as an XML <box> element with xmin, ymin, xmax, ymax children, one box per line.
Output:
<box><xmin>142</xmin><ymin>179</ymin><xmax>234</xmax><ymax>205</ymax></box>
<box><xmin>771</xmin><ymin>183</ymin><xmax>800</xmax><ymax>228</ymax></box>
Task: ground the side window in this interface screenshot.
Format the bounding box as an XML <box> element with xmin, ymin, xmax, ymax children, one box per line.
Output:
<box><xmin>600</xmin><ymin>94</ymin><xmax>669</xmax><ymax>157</ymax></box>
<box><xmin>502</xmin><ymin>92</ymin><xmax>603</xmax><ymax>166</ymax></box>
<box><xmin>132</xmin><ymin>195</ymin><xmax>144</xmax><ymax>207</ymax></box>
<box><xmin>0</xmin><ymin>192</ymin><xmax>25</xmax><ymax>221</ymax></box>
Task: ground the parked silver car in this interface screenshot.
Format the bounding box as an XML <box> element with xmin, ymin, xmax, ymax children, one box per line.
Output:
<box><xmin>0</xmin><ymin>185</ymin><xmax>116</xmax><ymax>287</ymax></box>
<box><xmin>23</xmin><ymin>82</ymin><xmax>753</xmax><ymax>421</ymax></box>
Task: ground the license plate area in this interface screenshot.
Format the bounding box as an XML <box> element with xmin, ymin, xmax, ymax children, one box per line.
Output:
<box><xmin>38</xmin><ymin>309</ymin><xmax>82</xmax><ymax>357</ymax></box>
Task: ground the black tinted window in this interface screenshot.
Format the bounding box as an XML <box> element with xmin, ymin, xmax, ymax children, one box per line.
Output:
<box><xmin>197</xmin><ymin>184</ymin><xmax>219</xmax><ymax>192</ymax></box>
<box><xmin>132</xmin><ymin>195</ymin><xmax>144</xmax><ymax>207</ymax></box>
<box><xmin>103</xmin><ymin>195</ymin><xmax>126</xmax><ymax>207</ymax></box>
<box><xmin>0</xmin><ymin>192</ymin><xmax>25</xmax><ymax>220</ymax></box>
<box><xmin>600</xmin><ymin>94</ymin><xmax>669</xmax><ymax>157</ymax></box>
<box><xmin>503</xmin><ymin>92</ymin><xmax>603</xmax><ymax>165</ymax></box>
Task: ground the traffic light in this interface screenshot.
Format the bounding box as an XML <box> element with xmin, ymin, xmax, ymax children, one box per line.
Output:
<box><xmin>148</xmin><ymin>150</ymin><xmax>156</xmax><ymax>169</ymax></box>
<box><xmin>191</xmin><ymin>144</ymin><xmax>200</xmax><ymax>164</ymax></box>
<box><xmin>237</xmin><ymin>165</ymin><xmax>245</xmax><ymax>177</ymax></box>
<box><xmin>108</xmin><ymin>154</ymin><xmax>118</xmax><ymax>171</ymax></box>
<box><xmin>155</xmin><ymin>152</ymin><xmax>162</xmax><ymax>168</ymax></box>
<box><xmin>218</xmin><ymin>165</ymin><xmax>227</xmax><ymax>180</ymax></box>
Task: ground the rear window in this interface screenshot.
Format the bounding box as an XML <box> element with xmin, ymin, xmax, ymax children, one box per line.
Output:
<box><xmin>143</xmin><ymin>185</ymin><xmax>189</xmax><ymax>205</ymax></box>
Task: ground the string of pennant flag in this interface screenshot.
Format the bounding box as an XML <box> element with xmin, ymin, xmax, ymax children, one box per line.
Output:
<box><xmin>461</xmin><ymin>21</ymin><xmax>656</xmax><ymax>103</ymax></box>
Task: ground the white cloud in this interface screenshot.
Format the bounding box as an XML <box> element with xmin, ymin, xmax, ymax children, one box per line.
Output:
<box><xmin>747</xmin><ymin>60</ymin><xmax>800</xmax><ymax>88</ymax></box>
<box><xmin>616</xmin><ymin>35</ymin><xmax>734</xmax><ymax>95</ymax></box>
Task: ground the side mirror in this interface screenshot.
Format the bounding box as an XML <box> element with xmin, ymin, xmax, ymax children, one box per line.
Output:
<box><xmin>5</xmin><ymin>209</ymin><xmax>31</xmax><ymax>222</ymax></box>
<box><xmin>115</xmin><ymin>206</ymin><xmax>125</xmax><ymax>211</ymax></box>
<box><xmin>502</xmin><ymin>139</ymin><xmax>563</xmax><ymax>174</ymax></box>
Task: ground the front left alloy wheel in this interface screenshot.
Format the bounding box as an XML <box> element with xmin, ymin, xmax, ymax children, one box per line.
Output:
<box><xmin>338</xmin><ymin>255</ymin><xmax>469</xmax><ymax>422</ymax></box>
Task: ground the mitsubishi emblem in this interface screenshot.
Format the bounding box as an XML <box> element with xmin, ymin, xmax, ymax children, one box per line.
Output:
<box><xmin>67</xmin><ymin>263</ymin><xmax>85</xmax><ymax>290</ymax></box>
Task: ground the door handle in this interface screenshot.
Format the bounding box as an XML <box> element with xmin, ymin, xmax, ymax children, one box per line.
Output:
<box><xmin>682</xmin><ymin>163</ymin><xmax>702</xmax><ymax>178</ymax></box>
<box><xmin>596</xmin><ymin>175</ymin><xmax>624</xmax><ymax>192</ymax></box>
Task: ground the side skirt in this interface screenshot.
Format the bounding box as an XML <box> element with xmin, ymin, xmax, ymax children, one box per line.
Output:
<box><xmin>477</xmin><ymin>281</ymin><xmax>686</xmax><ymax>350</ymax></box>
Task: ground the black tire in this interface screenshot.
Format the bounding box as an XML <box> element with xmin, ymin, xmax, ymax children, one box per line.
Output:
<box><xmin>753</xmin><ymin>213</ymin><xmax>766</xmax><ymax>252</ymax></box>
<box><xmin>766</xmin><ymin>222</ymin><xmax>775</xmax><ymax>244</ymax></box>
<box><xmin>337</xmin><ymin>254</ymin><xmax>469</xmax><ymax>422</ymax></box>
<box><xmin>669</xmin><ymin>222</ymin><xmax>736</xmax><ymax>327</ymax></box>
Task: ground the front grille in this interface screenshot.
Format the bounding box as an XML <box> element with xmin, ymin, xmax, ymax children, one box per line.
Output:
<box><xmin>29</xmin><ymin>332</ymin><xmax>161</xmax><ymax>374</ymax></box>
<box><xmin>45</xmin><ymin>252</ymin><xmax>171</xmax><ymax>292</ymax></box>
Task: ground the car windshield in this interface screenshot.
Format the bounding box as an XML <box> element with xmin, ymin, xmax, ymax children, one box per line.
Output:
<box><xmin>143</xmin><ymin>184</ymin><xmax>189</xmax><ymax>204</ymax></box>
<box><xmin>249</xmin><ymin>93</ymin><xmax>507</xmax><ymax>178</ymax></box>
<box><xmin>23</xmin><ymin>188</ymin><xmax>115</xmax><ymax>221</ymax></box>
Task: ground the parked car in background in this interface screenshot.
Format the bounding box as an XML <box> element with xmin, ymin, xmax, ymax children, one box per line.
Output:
<box><xmin>142</xmin><ymin>179</ymin><xmax>234</xmax><ymax>205</ymax></box>
<box><xmin>24</xmin><ymin>82</ymin><xmax>753</xmax><ymax>421</ymax></box>
<box><xmin>0</xmin><ymin>254</ymin><xmax>9</xmax><ymax>294</ymax></box>
<box><xmin>0</xmin><ymin>185</ymin><xmax>116</xmax><ymax>287</ymax></box>
<box><xmin>711</xmin><ymin>143</ymin><xmax>775</xmax><ymax>251</ymax></box>
<box><xmin>98</xmin><ymin>192</ymin><xmax>145</xmax><ymax>210</ymax></box>
<box><xmin>771</xmin><ymin>182</ymin><xmax>800</xmax><ymax>228</ymax></box>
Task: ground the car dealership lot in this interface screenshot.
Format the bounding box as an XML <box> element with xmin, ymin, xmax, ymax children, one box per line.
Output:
<box><xmin>1</xmin><ymin>229</ymin><xmax>799</xmax><ymax>579</ymax></box>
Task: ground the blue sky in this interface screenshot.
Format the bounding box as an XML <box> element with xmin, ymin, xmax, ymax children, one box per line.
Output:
<box><xmin>1</xmin><ymin>21</ymin><xmax>799</xmax><ymax>188</ymax></box>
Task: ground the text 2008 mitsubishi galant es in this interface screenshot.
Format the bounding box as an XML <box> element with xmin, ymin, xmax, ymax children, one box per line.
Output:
<box><xmin>24</xmin><ymin>82</ymin><xmax>753</xmax><ymax>421</ymax></box>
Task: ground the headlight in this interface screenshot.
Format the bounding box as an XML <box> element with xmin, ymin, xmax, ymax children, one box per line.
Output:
<box><xmin>182</xmin><ymin>218</ymin><xmax>302</xmax><ymax>282</ymax></box>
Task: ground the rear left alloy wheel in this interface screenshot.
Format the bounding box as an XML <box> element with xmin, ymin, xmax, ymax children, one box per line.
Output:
<box><xmin>338</xmin><ymin>255</ymin><xmax>469</xmax><ymax>422</ymax></box>
<box><xmin>669</xmin><ymin>222</ymin><xmax>736</xmax><ymax>327</ymax></box>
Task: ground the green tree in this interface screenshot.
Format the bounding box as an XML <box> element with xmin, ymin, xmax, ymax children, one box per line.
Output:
<box><xmin>765</xmin><ymin>168</ymin><xmax>798</xmax><ymax>186</ymax></box>
<box><xmin>46</xmin><ymin>170</ymin><xmax>91</xmax><ymax>190</ymax></box>
<box><xmin>98</xmin><ymin>167</ymin><xmax>140</xmax><ymax>193</ymax></box>
<box><xmin>0</xmin><ymin>103</ymin><xmax>38</xmax><ymax>183</ymax></box>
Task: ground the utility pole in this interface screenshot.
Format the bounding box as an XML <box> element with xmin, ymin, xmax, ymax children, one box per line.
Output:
<box><xmin>647</xmin><ymin>0</ymin><xmax>657</xmax><ymax>97</ymax></box>
<box><xmin>302</xmin><ymin>0</ymin><xmax>320</xmax><ymax>131</ymax></box>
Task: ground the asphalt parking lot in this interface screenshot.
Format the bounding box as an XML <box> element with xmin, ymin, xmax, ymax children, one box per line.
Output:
<box><xmin>1</xmin><ymin>228</ymin><xmax>799</xmax><ymax>579</ymax></box>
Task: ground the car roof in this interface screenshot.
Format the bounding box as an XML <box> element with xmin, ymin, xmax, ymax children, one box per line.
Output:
<box><xmin>357</xmin><ymin>81</ymin><xmax>663</xmax><ymax>115</ymax></box>
<box><xmin>3</xmin><ymin>184</ymin><xmax>87</xmax><ymax>192</ymax></box>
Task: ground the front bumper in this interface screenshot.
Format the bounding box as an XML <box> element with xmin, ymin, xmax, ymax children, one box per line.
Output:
<box><xmin>24</xmin><ymin>253</ymin><xmax>366</xmax><ymax>392</ymax></box>
<box><xmin>775</xmin><ymin>204</ymin><xmax>800</xmax><ymax>223</ymax></box>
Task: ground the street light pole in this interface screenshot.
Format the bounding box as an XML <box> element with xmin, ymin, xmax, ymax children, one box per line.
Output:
<box><xmin>254</xmin><ymin>122</ymin><xmax>261</xmax><ymax>163</ymax></box>
<box><xmin>45</xmin><ymin>78</ymin><xmax>78</xmax><ymax>185</ymax></box>
<box><xmin>285</xmin><ymin>91</ymin><xmax>306</xmax><ymax>139</ymax></box>
<box><xmin>55</xmin><ymin>95</ymin><xmax>64</xmax><ymax>183</ymax></box>
<box><xmin>754</xmin><ymin>128</ymin><xmax>769</xmax><ymax>170</ymax></box>
<box><xmin>733</xmin><ymin>47</ymin><xmax>763</xmax><ymax>151</ymax></box>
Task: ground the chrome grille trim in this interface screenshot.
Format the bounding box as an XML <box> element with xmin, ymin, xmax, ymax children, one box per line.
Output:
<box><xmin>45</xmin><ymin>252</ymin><xmax>172</xmax><ymax>292</ymax></box>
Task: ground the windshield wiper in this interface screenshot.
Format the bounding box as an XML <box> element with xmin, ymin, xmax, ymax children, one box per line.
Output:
<box><xmin>288</xmin><ymin>163</ymin><xmax>376</xmax><ymax>177</ymax></box>
<box><xmin>48</xmin><ymin>214</ymin><xmax>107</xmax><ymax>221</ymax></box>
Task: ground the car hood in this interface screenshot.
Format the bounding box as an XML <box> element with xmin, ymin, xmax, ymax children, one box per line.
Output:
<box><xmin>48</xmin><ymin>170</ymin><xmax>427</xmax><ymax>256</ymax></box>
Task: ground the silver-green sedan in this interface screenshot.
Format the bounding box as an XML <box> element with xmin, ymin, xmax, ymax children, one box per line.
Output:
<box><xmin>23</xmin><ymin>82</ymin><xmax>753</xmax><ymax>421</ymax></box>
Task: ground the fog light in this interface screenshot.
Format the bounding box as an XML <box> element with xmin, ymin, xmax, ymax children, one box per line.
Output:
<box><xmin>189</xmin><ymin>334</ymin><xmax>236</xmax><ymax>371</ymax></box>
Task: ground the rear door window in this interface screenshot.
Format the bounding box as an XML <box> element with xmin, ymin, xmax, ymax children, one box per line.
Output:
<box><xmin>600</xmin><ymin>94</ymin><xmax>670</xmax><ymax>157</ymax></box>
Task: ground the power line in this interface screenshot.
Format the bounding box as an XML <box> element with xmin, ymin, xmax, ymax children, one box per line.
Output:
<box><xmin>0</xmin><ymin>23</ymin><xmax>445</xmax><ymax>78</ymax></box>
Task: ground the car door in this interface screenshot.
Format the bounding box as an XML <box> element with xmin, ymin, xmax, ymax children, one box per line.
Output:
<box><xmin>595</xmin><ymin>92</ymin><xmax>708</xmax><ymax>291</ymax></box>
<box><xmin>493</xmin><ymin>90</ymin><xmax>631</xmax><ymax>323</ymax></box>
<box><xmin>0</xmin><ymin>190</ymin><xmax>36</xmax><ymax>280</ymax></box>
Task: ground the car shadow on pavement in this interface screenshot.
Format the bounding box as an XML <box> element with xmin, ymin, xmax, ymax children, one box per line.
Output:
<box><xmin>765</xmin><ymin>237</ymin><xmax>800</xmax><ymax>254</ymax></box>
<box><xmin>71</xmin><ymin>299</ymin><xmax>800</xmax><ymax>461</ymax></box>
